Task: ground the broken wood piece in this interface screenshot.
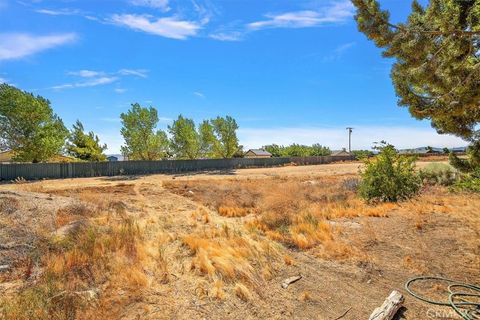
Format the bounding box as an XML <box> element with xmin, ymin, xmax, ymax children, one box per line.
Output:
<box><xmin>281</xmin><ymin>275</ymin><xmax>302</xmax><ymax>289</ymax></box>
<box><xmin>368</xmin><ymin>290</ymin><xmax>404</xmax><ymax>320</ymax></box>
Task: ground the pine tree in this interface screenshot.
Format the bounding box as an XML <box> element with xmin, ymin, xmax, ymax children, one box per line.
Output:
<box><xmin>66</xmin><ymin>120</ymin><xmax>107</xmax><ymax>161</ymax></box>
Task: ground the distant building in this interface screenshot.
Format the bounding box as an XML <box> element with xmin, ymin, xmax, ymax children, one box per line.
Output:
<box><xmin>107</xmin><ymin>155</ymin><xmax>119</xmax><ymax>162</ymax></box>
<box><xmin>244</xmin><ymin>149</ymin><xmax>272</xmax><ymax>158</ymax></box>
<box><xmin>331</xmin><ymin>150</ymin><xmax>352</xmax><ymax>157</ymax></box>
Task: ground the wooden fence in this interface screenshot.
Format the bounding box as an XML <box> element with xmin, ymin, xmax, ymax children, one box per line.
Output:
<box><xmin>0</xmin><ymin>155</ymin><xmax>355</xmax><ymax>181</ymax></box>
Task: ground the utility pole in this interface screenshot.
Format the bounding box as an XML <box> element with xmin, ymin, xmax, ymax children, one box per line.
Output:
<box><xmin>346</xmin><ymin>127</ymin><xmax>353</xmax><ymax>153</ymax></box>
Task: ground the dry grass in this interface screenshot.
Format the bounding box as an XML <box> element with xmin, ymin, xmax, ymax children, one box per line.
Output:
<box><xmin>165</xmin><ymin>176</ymin><xmax>394</xmax><ymax>258</ymax></box>
<box><xmin>234</xmin><ymin>283</ymin><xmax>252</xmax><ymax>302</ymax></box>
<box><xmin>182</xmin><ymin>225</ymin><xmax>279</xmax><ymax>286</ymax></box>
<box><xmin>0</xmin><ymin>198</ymin><xmax>145</xmax><ymax>320</ymax></box>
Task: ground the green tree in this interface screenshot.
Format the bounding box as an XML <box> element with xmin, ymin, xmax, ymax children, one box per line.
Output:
<box><xmin>359</xmin><ymin>142</ymin><xmax>422</xmax><ymax>202</ymax></box>
<box><xmin>120</xmin><ymin>103</ymin><xmax>169</xmax><ymax>160</ymax></box>
<box><xmin>310</xmin><ymin>143</ymin><xmax>331</xmax><ymax>156</ymax></box>
<box><xmin>263</xmin><ymin>144</ymin><xmax>284</xmax><ymax>157</ymax></box>
<box><xmin>0</xmin><ymin>84</ymin><xmax>68</xmax><ymax>162</ymax></box>
<box><xmin>198</xmin><ymin>120</ymin><xmax>217</xmax><ymax>158</ymax></box>
<box><xmin>352</xmin><ymin>0</ymin><xmax>480</xmax><ymax>164</ymax></box>
<box><xmin>66</xmin><ymin>120</ymin><xmax>107</xmax><ymax>161</ymax></box>
<box><xmin>211</xmin><ymin>116</ymin><xmax>239</xmax><ymax>158</ymax></box>
<box><xmin>168</xmin><ymin>115</ymin><xmax>201</xmax><ymax>159</ymax></box>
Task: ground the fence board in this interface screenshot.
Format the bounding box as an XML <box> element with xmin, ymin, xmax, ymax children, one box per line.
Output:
<box><xmin>0</xmin><ymin>156</ymin><xmax>355</xmax><ymax>181</ymax></box>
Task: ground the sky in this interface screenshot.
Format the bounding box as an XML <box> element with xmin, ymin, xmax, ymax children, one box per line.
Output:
<box><xmin>0</xmin><ymin>0</ymin><xmax>467</xmax><ymax>153</ymax></box>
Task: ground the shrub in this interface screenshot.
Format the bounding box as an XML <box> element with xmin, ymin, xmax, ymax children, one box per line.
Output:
<box><xmin>420</xmin><ymin>163</ymin><xmax>458</xmax><ymax>186</ymax></box>
<box><xmin>450</xmin><ymin>167</ymin><xmax>480</xmax><ymax>193</ymax></box>
<box><xmin>358</xmin><ymin>143</ymin><xmax>421</xmax><ymax>202</ymax></box>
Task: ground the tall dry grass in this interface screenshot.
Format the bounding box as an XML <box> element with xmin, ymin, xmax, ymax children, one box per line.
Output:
<box><xmin>165</xmin><ymin>176</ymin><xmax>394</xmax><ymax>257</ymax></box>
<box><xmin>0</xmin><ymin>197</ymin><xmax>146</xmax><ymax>320</ymax></box>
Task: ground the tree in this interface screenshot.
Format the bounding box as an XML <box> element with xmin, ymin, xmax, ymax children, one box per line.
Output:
<box><xmin>66</xmin><ymin>120</ymin><xmax>107</xmax><ymax>161</ymax></box>
<box><xmin>211</xmin><ymin>116</ymin><xmax>240</xmax><ymax>158</ymax></box>
<box><xmin>263</xmin><ymin>144</ymin><xmax>284</xmax><ymax>157</ymax></box>
<box><xmin>120</xmin><ymin>103</ymin><xmax>169</xmax><ymax>160</ymax></box>
<box><xmin>168</xmin><ymin>115</ymin><xmax>201</xmax><ymax>159</ymax></box>
<box><xmin>198</xmin><ymin>120</ymin><xmax>217</xmax><ymax>158</ymax></box>
<box><xmin>352</xmin><ymin>0</ymin><xmax>480</xmax><ymax>163</ymax></box>
<box><xmin>0</xmin><ymin>84</ymin><xmax>68</xmax><ymax>162</ymax></box>
<box><xmin>310</xmin><ymin>143</ymin><xmax>331</xmax><ymax>156</ymax></box>
<box><xmin>359</xmin><ymin>142</ymin><xmax>421</xmax><ymax>202</ymax></box>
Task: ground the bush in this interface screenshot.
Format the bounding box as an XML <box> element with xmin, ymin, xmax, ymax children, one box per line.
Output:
<box><xmin>450</xmin><ymin>167</ymin><xmax>480</xmax><ymax>193</ymax></box>
<box><xmin>358</xmin><ymin>143</ymin><xmax>421</xmax><ymax>202</ymax></box>
<box><xmin>420</xmin><ymin>163</ymin><xmax>458</xmax><ymax>186</ymax></box>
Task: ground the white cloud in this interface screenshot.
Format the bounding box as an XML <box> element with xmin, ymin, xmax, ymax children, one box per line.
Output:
<box><xmin>68</xmin><ymin>70</ymin><xmax>103</xmax><ymax>78</ymax></box>
<box><xmin>0</xmin><ymin>33</ymin><xmax>77</xmax><ymax>61</ymax></box>
<box><xmin>118</xmin><ymin>68</ymin><xmax>148</xmax><ymax>78</ymax></box>
<box><xmin>130</xmin><ymin>0</ymin><xmax>170</xmax><ymax>12</ymax></box>
<box><xmin>323</xmin><ymin>41</ymin><xmax>356</xmax><ymax>62</ymax></box>
<box><xmin>53</xmin><ymin>68</ymin><xmax>148</xmax><ymax>90</ymax></box>
<box><xmin>209</xmin><ymin>31</ymin><xmax>243</xmax><ymax>41</ymax></box>
<box><xmin>36</xmin><ymin>8</ymin><xmax>81</xmax><ymax>16</ymax></box>
<box><xmin>238</xmin><ymin>126</ymin><xmax>467</xmax><ymax>150</ymax></box>
<box><xmin>51</xmin><ymin>76</ymin><xmax>118</xmax><ymax>90</ymax></box>
<box><xmin>193</xmin><ymin>91</ymin><xmax>205</xmax><ymax>98</ymax></box>
<box><xmin>110</xmin><ymin>14</ymin><xmax>201</xmax><ymax>40</ymax></box>
<box><xmin>158</xmin><ymin>117</ymin><xmax>173</xmax><ymax>123</ymax></box>
<box><xmin>247</xmin><ymin>1</ymin><xmax>354</xmax><ymax>30</ymax></box>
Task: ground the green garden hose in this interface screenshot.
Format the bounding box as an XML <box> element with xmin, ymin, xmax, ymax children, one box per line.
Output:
<box><xmin>405</xmin><ymin>276</ymin><xmax>480</xmax><ymax>320</ymax></box>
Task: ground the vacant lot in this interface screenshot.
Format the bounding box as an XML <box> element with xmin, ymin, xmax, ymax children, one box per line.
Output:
<box><xmin>0</xmin><ymin>162</ymin><xmax>478</xmax><ymax>319</ymax></box>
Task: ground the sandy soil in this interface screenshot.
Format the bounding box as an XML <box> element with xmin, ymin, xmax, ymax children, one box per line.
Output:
<box><xmin>1</xmin><ymin>161</ymin><xmax>478</xmax><ymax>320</ymax></box>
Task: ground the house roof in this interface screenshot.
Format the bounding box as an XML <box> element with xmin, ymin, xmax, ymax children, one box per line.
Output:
<box><xmin>245</xmin><ymin>149</ymin><xmax>272</xmax><ymax>156</ymax></box>
<box><xmin>331</xmin><ymin>150</ymin><xmax>351</xmax><ymax>156</ymax></box>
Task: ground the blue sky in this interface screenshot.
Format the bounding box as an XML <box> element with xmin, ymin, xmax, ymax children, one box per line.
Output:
<box><xmin>0</xmin><ymin>0</ymin><xmax>466</xmax><ymax>153</ymax></box>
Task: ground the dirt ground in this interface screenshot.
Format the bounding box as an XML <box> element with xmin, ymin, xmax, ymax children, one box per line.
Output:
<box><xmin>0</xmin><ymin>161</ymin><xmax>479</xmax><ymax>320</ymax></box>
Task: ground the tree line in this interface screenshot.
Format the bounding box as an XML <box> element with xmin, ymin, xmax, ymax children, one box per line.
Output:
<box><xmin>0</xmin><ymin>84</ymin><xmax>241</xmax><ymax>162</ymax></box>
<box><xmin>263</xmin><ymin>144</ymin><xmax>331</xmax><ymax>157</ymax></box>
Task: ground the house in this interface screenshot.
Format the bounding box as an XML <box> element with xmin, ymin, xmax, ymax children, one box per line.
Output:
<box><xmin>331</xmin><ymin>150</ymin><xmax>352</xmax><ymax>157</ymax></box>
<box><xmin>244</xmin><ymin>149</ymin><xmax>272</xmax><ymax>158</ymax></box>
<box><xmin>107</xmin><ymin>155</ymin><xmax>119</xmax><ymax>162</ymax></box>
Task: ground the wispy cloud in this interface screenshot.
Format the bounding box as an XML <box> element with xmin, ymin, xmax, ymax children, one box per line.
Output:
<box><xmin>52</xmin><ymin>68</ymin><xmax>149</xmax><ymax>90</ymax></box>
<box><xmin>323</xmin><ymin>41</ymin><xmax>356</xmax><ymax>62</ymax></box>
<box><xmin>0</xmin><ymin>33</ymin><xmax>77</xmax><ymax>61</ymax></box>
<box><xmin>193</xmin><ymin>91</ymin><xmax>205</xmax><ymax>99</ymax></box>
<box><xmin>130</xmin><ymin>0</ymin><xmax>170</xmax><ymax>12</ymax></box>
<box><xmin>118</xmin><ymin>68</ymin><xmax>148</xmax><ymax>78</ymax></box>
<box><xmin>238</xmin><ymin>126</ymin><xmax>467</xmax><ymax>150</ymax></box>
<box><xmin>52</xmin><ymin>76</ymin><xmax>119</xmax><ymax>90</ymax></box>
<box><xmin>110</xmin><ymin>14</ymin><xmax>202</xmax><ymax>40</ymax></box>
<box><xmin>247</xmin><ymin>1</ymin><xmax>354</xmax><ymax>30</ymax></box>
<box><xmin>36</xmin><ymin>8</ymin><xmax>81</xmax><ymax>16</ymax></box>
<box><xmin>68</xmin><ymin>70</ymin><xmax>104</xmax><ymax>78</ymax></box>
<box><xmin>209</xmin><ymin>31</ymin><xmax>243</xmax><ymax>42</ymax></box>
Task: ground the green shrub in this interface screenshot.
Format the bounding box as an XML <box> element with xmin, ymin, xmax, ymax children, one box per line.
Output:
<box><xmin>420</xmin><ymin>163</ymin><xmax>458</xmax><ymax>186</ymax></box>
<box><xmin>450</xmin><ymin>167</ymin><xmax>480</xmax><ymax>193</ymax></box>
<box><xmin>358</xmin><ymin>143</ymin><xmax>421</xmax><ymax>202</ymax></box>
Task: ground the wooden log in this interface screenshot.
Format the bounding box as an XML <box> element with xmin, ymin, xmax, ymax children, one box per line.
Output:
<box><xmin>281</xmin><ymin>275</ymin><xmax>302</xmax><ymax>289</ymax></box>
<box><xmin>368</xmin><ymin>290</ymin><xmax>404</xmax><ymax>320</ymax></box>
